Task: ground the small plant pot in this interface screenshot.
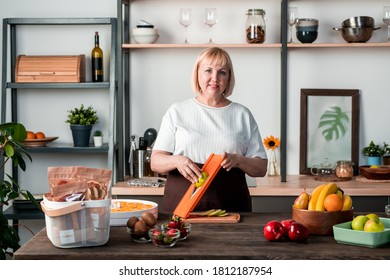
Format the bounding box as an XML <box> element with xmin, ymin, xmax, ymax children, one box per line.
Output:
<box><xmin>93</xmin><ymin>136</ymin><xmax>103</xmax><ymax>147</ymax></box>
<box><xmin>367</xmin><ymin>156</ymin><xmax>381</xmax><ymax>166</ymax></box>
<box><xmin>70</xmin><ymin>124</ymin><xmax>92</xmax><ymax>147</ymax></box>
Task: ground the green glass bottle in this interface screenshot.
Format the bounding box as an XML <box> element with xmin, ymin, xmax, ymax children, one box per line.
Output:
<box><xmin>91</xmin><ymin>31</ymin><xmax>103</xmax><ymax>82</ymax></box>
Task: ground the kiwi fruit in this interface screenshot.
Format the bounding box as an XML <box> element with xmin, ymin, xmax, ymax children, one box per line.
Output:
<box><xmin>127</xmin><ymin>216</ymin><xmax>139</xmax><ymax>229</ymax></box>
<box><xmin>141</xmin><ymin>212</ymin><xmax>157</xmax><ymax>227</ymax></box>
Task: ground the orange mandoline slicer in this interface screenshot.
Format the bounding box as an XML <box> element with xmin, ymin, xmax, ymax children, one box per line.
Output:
<box><xmin>173</xmin><ymin>153</ymin><xmax>223</xmax><ymax>220</ymax></box>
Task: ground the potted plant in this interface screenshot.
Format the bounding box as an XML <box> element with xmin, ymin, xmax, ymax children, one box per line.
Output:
<box><xmin>362</xmin><ymin>140</ymin><xmax>389</xmax><ymax>165</ymax></box>
<box><xmin>1</xmin><ymin>122</ymin><xmax>35</xmax><ymax>259</ymax></box>
<box><xmin>66</xmin><ymin>104</ymin><xmax>99</xmax><ymax>147</ymax></box>
<box><xmin>93</xmin><ymin>130</ymin><xmax>103</xmax><ymax>147</ymax></box>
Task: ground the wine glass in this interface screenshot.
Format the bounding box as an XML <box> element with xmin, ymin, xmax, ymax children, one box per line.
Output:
<box><xmin>179</xmin><ymin>8</ymin><xmax>193</xmax><ymax>44</ymax></box>
<box><xmin>287</xmin><ymin>7</ymin><xmax>298</xmax><ymax>43</ymax></box>
<box><xmin>204</xmin><ymin>8</ymin><xmax>218</xmax><ymax>43</ymax></box>
<box><xmin>385</xmin><ymin>204</ymin><xmax>390</xmax><ymax>217</ymax></box>
<box><xmin>383</xmin><ymin>6</ymin><xmax>390</xmax><ymax>42</ymax></box>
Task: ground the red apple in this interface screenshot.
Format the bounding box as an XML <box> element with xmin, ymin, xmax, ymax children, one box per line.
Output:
<box><xmin>288</xmin><ymin>222</ymin><xmax>309</xmax><ymax>242</ymax></box>
<box><xmin>263</xmin><ymin>220</ymin><xmax>285</xmax><ymax>241</ymax></box>
<box><xmin>281</xmin><ymin>219</ymin><xmax>295</xmax><ymax>238</ymax></box>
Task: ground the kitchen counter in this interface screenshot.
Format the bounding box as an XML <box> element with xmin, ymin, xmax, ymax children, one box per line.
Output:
<box><xmin>112</xmin><ymin>175</ymin><xmax>390</xmax><ymax>197</ymax></box>
<box><xmin>112</xmin><ymin>175</ymin><xmax>390</xmax><ymax>213</ymax></box>
<box><xmin>14</xmin><ymin>212</ymin><xmax>390</xmax><ymax>260</ymax></box>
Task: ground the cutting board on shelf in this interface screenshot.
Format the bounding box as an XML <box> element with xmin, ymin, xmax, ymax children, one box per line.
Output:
<box><xmin>185</xmin><ymin>212</ymin><xmax>241</xmax><ymax>224</ymax></box>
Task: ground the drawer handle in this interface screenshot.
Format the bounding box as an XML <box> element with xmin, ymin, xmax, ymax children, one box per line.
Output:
<box><xmin>39</xmin><ymin>72</ymin><xmax>56</xmax><ymax>75</ymax></box>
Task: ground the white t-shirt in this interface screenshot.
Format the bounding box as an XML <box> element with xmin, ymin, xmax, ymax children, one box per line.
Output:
<box><xmin>153</xmin><ymin>97</ymin><xmax>267</xmax><ymax>164</ymax></box>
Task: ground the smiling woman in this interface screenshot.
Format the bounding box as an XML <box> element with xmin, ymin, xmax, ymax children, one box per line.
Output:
<box><xmin>151</xmin><ymin>47</ymin><xmax>268</xmax><ymax>212</ymax></box>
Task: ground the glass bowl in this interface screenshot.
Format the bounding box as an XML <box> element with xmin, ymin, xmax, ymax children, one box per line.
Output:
<box><xmin>127</xmin><ymin>227</ymin><xmax>151</xmax><ymax>243</ymax></box>
<box><xmin>148</xmin><ymin>228</ymin><xmax>180</xmax><ymax>248</ymax></box>
<box><xmin>161</xmin><ymin>222</ymin><xmax>192</xmax><ymax>241</ymax></box>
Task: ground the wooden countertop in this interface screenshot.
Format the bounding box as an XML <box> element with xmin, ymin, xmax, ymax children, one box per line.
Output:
<box><xmin>112</xmin><ymin>175</ymin><xmax>390</xmax><ymax>197</ymax></box>
<box><xmin>14</xmin><ymin>212</ymin><xmax>390</xmax><ymax>260</ymax></box>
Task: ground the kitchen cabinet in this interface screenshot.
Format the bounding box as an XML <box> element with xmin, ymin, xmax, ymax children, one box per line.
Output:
<box><xmin>1</xmin><ymin>17</ymin><xmax>123</xmax><ymax>222</ymax></box>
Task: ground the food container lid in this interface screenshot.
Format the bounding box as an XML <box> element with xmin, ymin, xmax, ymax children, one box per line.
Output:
<box><xmin>246</xmin><ymin>9</ymin><xmax>266</xmax><ymax>15</ymax></box>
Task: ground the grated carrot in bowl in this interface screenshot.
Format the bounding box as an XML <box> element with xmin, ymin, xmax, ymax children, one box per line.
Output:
<box><xmin>111</xmin><ymin>201</ymin><xmax>154</xmax><ymax>212</ymax></box>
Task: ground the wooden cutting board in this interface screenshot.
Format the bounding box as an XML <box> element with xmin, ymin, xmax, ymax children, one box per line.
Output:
<box><xmin>185</xmin><ymin>212</ymin><xmax>240</xmax><ymax>223</ymax></box>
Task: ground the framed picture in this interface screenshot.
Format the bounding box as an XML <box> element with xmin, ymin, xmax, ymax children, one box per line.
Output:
<box><xmin>300</xmin><ymin>89</ymin><xmax>360</xmax><ymax>175</ymax></box>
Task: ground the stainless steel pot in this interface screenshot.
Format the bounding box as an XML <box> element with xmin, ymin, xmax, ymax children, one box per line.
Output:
<box><xmin>333</xmin><ymin>26</ymin><xmax>380</xmax><ymax>43</ymax></box>
<box><xmin>342</xmin><ymin>16</ymin><xmax>375</xmax><ymax>28</ymax></box>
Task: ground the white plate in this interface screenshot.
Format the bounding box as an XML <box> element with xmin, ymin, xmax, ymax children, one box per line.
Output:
<box><xmin>110</xmin><ymin>199</ymin><xmax>158</xmax><ymax>226</ymax></box>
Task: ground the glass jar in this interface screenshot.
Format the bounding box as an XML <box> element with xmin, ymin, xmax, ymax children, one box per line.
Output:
<box><xmin>335</xmin><ymin>160</ymin><xmax>354</xmax><ymax>178</ymax></box>
<box><xmin>245</xmin><ymin>9</ymin><xmax>266</xmax><ymax>44</ymax></box>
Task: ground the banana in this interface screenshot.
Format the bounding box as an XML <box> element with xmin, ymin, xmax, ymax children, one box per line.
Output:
<box><xmin>315</xmin><ymin>182</ymin><xmax>338</xmax><ymax>211</ymax></box>
<box><xmin>342</xmin><ymin>195</ymin><xmax>353</xmax><ymax>210</ymax></box>
<box><xmin>336</xmin><ymin>188</ymin><xmax>344</xmax><ymax>200</ymax></box>
<box><xmin>308</xmin><ymin>184</ymin><xmax>326</xmax><ymax>210</ymax></box>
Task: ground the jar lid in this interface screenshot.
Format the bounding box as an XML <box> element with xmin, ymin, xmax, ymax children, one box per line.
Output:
<box><xmin>337</xmin><ymin>160</ymin><xmax>354</xmax><ymax>164</ymax></box>
<box><xmin>246</xmin><ymin>9</ymin><xmax>266</xmax><ymax>16</ymax></box>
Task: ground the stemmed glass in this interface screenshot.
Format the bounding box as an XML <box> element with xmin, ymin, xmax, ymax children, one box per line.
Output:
<box><xmin>287</xmin><ymin>7</ymin><xmax>298</xmax><ymax>43</ymax></box>
<box><xmin>179</xmin><ymin>8</ymin><xmax>193</xmax><ymax>44</ymax></box>
<box><xmin>382</xmin><ymin>6</ymin><xmax>390</xmax><ymax>42</ymax></box>
<box><xmin>385</xmin><ymin>204</ymin><xmax>390</xmax><ymax>217</ymax></box>
<box><xmin>204</xmin><ymin>8</ymin><xmax>218</xmax><ymax>43</ymax></box>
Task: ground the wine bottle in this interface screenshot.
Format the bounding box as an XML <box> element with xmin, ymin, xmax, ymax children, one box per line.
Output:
<box><xmin>91</xmin><ymin>31</ymin><xmax>103</xmax><ymax>82</ymax></box>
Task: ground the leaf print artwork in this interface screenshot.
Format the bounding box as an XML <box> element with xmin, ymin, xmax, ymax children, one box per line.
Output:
<box><xmin>318</xmin><ymin>106</ymin><xmax>349</xmax><ymax>141</ymax></box>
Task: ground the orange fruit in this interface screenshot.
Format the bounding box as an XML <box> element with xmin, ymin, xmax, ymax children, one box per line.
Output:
<box><xmin>323</xmin><ymin>193</ymin><xmax>343</xmax><ymax>212</ymax></box>
<box><xmin>35</xmin><ymin>131</ymin><xmax>46</xmax><ymax>139</ymax></box>
<box><xmin>26</xmin><ymin>131</ymin><xmax>36</xmax><ymax>139</ymax></box>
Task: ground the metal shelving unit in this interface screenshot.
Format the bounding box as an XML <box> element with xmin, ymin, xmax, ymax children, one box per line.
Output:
<box><xmin>1</xmin><ymin>17</ymin><xmax>123</xmax><ymax>221</ymax></box>
<box><xmin>118</xmin><ymin>0</ymin><xmax>288</xmax><ymax>181</ymax></box>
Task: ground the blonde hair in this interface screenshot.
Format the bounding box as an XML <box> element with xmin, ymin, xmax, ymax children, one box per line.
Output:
<box><xmin>191</xmin><ymin>47</ymin><xmax>235</xmax><ymax>97</ymax></box>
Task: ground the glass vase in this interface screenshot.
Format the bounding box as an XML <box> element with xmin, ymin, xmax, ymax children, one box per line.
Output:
<box><xmin>267</xmin><ymin>151</ymin><xmax>279</xmax><ymax>176</ymax></box>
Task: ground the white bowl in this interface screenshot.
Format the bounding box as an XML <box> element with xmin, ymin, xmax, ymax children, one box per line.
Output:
<box><xmin>132</xmin><ymin>28</ymin><xmax>159</xmax><ymax>35</ymax></box>
<box><xmin>132</xmin><ymin>33</ymin><xmax>159</xmax><ymax>44</ymax></box>
<box><xmin>110</xmin><ymin>199</ymin><xmax>158</xmax><ymax>226</ymax></box>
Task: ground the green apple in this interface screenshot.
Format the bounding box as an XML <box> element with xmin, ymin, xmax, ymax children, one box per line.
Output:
<box><xmin>366</xmin><ymin>213</ymin><xmax>380</xmax><ymax>222</ymax></box>
<box><xmin>364</xmin><ymin>219</ymin><xmax>385</xmax><ymax>232</ymax></box>
<box><xmin>351</xmin><ymin>215</ymin><xmax>369</xmax><ymax>231</ymax></box>
<box><xmin>195</xmin><ymin>177</ymin><xmax>205</xmax><ymax>188</ymax></box>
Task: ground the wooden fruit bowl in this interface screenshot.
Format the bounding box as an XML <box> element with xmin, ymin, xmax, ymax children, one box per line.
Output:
<box><xmin>292</xmin><ymin>207</ymin><xmax>354</xmax><ymax>235</ymax></box>
<box><xmin>359</xmin><ymin>165</ymin><xmax>390</xmax><ymax>180</ymax></box>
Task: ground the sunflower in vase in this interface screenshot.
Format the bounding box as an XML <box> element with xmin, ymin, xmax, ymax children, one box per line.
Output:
<box><xmin>263</xmin><ymin>135</ymin><xmax>281</xmax><ymax>176</ymax></box>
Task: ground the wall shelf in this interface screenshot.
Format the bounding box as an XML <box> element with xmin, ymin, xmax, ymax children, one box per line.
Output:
<box><xmin>122</xmin><ymin>43</ymin><xmax>282</xmax><ymax>49</ymax></box>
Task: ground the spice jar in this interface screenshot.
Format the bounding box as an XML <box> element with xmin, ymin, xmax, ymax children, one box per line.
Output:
<box><xmin>246</xmin><ymin>9</ymin><xmax>266</xmax><ymax>44</ymax></box>
<box><xmin>335</xmin><ymin>160</ymin><xmax>354</xmax><ymax>178</ymax></box>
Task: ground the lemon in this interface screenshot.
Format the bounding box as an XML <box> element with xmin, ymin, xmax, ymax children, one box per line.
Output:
<box><xmin>370</xmin><ymin>165</ymin><xmax>379</xmax><ymax>168</ymax></box>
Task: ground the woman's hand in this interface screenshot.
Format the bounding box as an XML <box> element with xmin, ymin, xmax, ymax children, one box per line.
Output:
<box><xmin>221</xmin><ymin>152</ymin><xmax>237</xmax><ymax>171</ymax></box>
<box><xmin>151</xmin><ymin>150</ymin><xmax>202</xmax><ymax>183</ymax></box>
<box><xmin>174</xmin><ymin>155</ymin><xmax>202</xmax><ymax>183</ymax></box>
<box><xmin>220</xmin><ymin>152</ymin><xmax>268</xmax><ymax>177</ymax></box>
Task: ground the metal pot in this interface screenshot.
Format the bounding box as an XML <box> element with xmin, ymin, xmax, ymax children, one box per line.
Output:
<box><xmin>333</xmin><ymin>26</ymin><xmax>380</xmax><ymax>43</ymax></box>
<box><xmin>342</xmin><ymin>16</ymin><xmax>375</xmax><ymax>28</ymax></box>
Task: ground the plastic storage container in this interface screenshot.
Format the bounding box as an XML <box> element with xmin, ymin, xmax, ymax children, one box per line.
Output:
<box><xmin>41</xmin><ymin>195</ymin><xmax>111</xmax><ymax>248</ymax></box>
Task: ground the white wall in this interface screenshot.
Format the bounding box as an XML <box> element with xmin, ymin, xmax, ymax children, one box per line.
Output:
<box><xmin>1</xmin><ymin>0</ymin><xmax>390</xmax><ymax>243</ymax></box>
